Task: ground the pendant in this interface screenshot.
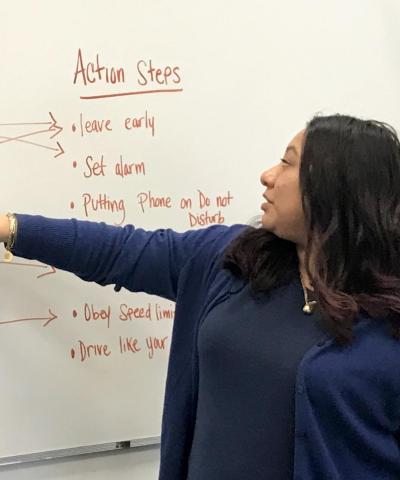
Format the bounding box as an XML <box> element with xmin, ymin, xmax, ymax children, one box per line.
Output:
<box><xmin>303</xmin><ymin>301</ymin><xmax>317</xmax><ymax>314</ymax></box>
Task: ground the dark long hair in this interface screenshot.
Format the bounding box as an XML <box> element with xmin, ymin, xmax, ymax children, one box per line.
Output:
<box><xmin>224</xmin><ymin>113</ymin><xmax>400</xmax><ymax>346</ymax></box>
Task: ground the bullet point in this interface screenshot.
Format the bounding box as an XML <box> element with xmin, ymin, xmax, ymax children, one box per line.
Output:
<box><xmin>72</xmin><ymin>124</ymin><xmax>76</xmax><ymax>132</ymax></box>
<box><xmin>72</xmin><ymin>310</ymin><xmax>77</xmax><ymax>318</ymax></box>
<box><xmin>72</xmin><ymin>161</ymin><xmax>77</xmax><ymax>168</ymax></box>
<box><xmin>70</xmin><ymin>201</ymin><xmax>75</xmax><ymax>209</ymax></box>
<box><xmin>70</xmin><ymin>348</ymin><xmax>75</xmax><ymax>359</ymax></box>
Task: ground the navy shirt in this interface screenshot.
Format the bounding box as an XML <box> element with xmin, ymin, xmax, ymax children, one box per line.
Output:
<box><xmin>12</xmin><ymin>216</ymin><xmax>400</xmax><ymax>479</ymax></box>
<box><xmin>187</xmin><ymin>280</ymin><xmax>324</xmax><ymax>479</ymax></box>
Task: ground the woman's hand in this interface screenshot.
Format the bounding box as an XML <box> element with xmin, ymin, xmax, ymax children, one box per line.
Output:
<box><xmin>0</xmin><ymin>214</ymin><xmax>10</xmax><ymax>243</ymax></box>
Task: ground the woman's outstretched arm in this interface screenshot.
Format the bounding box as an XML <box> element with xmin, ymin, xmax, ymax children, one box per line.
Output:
<box><xmin>0</xmin><ymin>213</ymin><xmax>230</xmax><ymax>301</ymax></box>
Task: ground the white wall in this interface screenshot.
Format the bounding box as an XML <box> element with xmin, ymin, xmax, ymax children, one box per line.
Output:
<box><xmin>2</xmin><ymin>0</ymin><xmax>400</xmax><ymax>477</ymax></box>
<box><xmin>2</xmin><ymin>445</ymin><xmax>160</xmax><ymax>480</ymax></box>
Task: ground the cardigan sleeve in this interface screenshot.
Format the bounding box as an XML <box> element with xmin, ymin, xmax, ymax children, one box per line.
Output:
<box><xmin>11</xmin><ymin>214</ymin><xmax>240</xmax><ymax>301</ymax></box>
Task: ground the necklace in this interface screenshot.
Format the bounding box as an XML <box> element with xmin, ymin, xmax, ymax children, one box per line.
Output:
<box><xmin>300</xmin><ymin>271</ymin><xmax>317</xmax><ymax>315</ymax></box>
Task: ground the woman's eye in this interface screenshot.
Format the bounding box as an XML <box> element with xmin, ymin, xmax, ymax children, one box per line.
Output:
<box><xmin>280</xmin><ymin>158</ymin><xmax>289</xmax><ymax>165</ymax></box>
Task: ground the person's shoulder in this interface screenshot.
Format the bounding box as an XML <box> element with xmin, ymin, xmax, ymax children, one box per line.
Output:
<box><xmin>179</xmin><ymin>223</ymin><xmax>248</xmax><ymax>271</ymax></box>
<box><xmin>207</xmin><ymin>222</ymin><xmax>247</xmax><ymax>240</ymax></box>
<box><xmin>194</xmin><ymin>223</ymin><xmax>249</xmax><ymax>259</ymax></box>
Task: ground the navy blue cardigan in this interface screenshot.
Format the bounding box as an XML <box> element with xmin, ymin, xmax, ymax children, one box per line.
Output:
<box><xmin>12</xmin><ymin>214</ymin><xmax>400</xmax><ymax>479</ymax></box>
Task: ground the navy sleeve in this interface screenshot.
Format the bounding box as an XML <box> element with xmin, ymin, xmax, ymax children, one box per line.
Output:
<box><xmin>12</xmin><ymin>214</ymin><xmax>239</xmax><ymax>301</ymax></box>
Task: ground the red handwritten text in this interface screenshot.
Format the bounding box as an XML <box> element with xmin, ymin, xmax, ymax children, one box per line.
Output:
<box><xmin>73</xmin><ymin>49</ymin><xmax>125</xmax><ymax>86</ymax></box>
<box><xmin>137</xmin><ymin>60</ymin><xmax>181</xmax><ymax>86</ymax></box>
<box><xmin>78</xmin><ymin>340</ymin><xmax>112</xmax><ymax>362</ymax></box>
<box><xmin>137</xmin><ymin>191</ymin><xmax>172</xmax><ymax>213</ymax></box>
<box><xmin>146</xmin><ymin>336</ymin><xmax>169</xmax><ymax>359</ymax></box>
<box><xmin>119</xmin><ymin>336</ymin><xmax>141</xmax><ymax>355</ymax></box>
<box><xmin>82</xmin><ymin>193</ymin><xmax>126</xmax><ymax>225</ymax></box>
<box><xmin>84</xmin><ymin>303</ymin><xmax>111</xmax><ymax>329</ymax></box>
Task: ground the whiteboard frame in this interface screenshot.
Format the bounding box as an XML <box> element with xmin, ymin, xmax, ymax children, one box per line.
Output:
<box><xmin>0</xmin><ymin>436</ymin><xmax>160</xmax><ymax>466</ymax></box>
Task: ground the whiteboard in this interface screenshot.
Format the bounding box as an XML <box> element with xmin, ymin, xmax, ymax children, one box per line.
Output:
<box><xmin>0</xmin><ymin>0</ymin><xmax>399</xmax><ymax>461</ymax></box>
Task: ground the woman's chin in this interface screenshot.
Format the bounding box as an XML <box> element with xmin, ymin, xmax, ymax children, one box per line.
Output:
<box><xmin>260</xmin><ymin>213</ymin><xmax>272</xmax><ymax>229</ymax></box>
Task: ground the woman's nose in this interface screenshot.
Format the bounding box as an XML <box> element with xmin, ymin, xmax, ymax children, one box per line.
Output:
<box><xmin>260</xmin><ymin>169</ymin><xmax>275</xmax><ymax>187</ymax></box>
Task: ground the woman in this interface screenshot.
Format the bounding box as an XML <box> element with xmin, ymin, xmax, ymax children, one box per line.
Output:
<box><xmin>2</xmin><ymin>113</ymin><xmax>400</xmax><ymax>479</ymax></box>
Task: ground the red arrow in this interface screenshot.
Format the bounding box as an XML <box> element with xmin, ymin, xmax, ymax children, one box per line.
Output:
<box><xmin>48</xmin><ymin>112</ymin><xmax>63</xmax><ymax>138</ymax></box>
<box><xmin>0</xmin><ymin>309</ymin><xmax>58</xmax><ymax>327</ymax></box>
<box><xmin>0</xmin><ymin>112</ymin><xmax>64</xmax><ymax>155</ymax></box>
<box><xmin>54</xmin><ymin>141</ymin><xmax>64</xmax><ymax>158</ymax></box>
<box><xmin>0</xmin><ymin>132</ymin><xmax>64</xmax><ymax>157</ymax></box>
<box><xmin>0</xmin><ymin>261</ymin><xmax>57</xmax><ymax>279</ymax></box>
<box><xmin>0</xmin><ymin>113</ymin><xmax>63</xmax><ymax>136</ymax></box>
<box><xmin>37</xmin><ymin>265</ymin><xmax>57</xmax><ymax>279</ymax></box>
<box><xmin>0</xmin><ymin>128</ymin><xmax>53</xmax><ymax>145</ymax></box>
<box><xmin>0</xmin><ymin>121</ymin><xmax>51</xmax><ymax>126</ymax></box>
